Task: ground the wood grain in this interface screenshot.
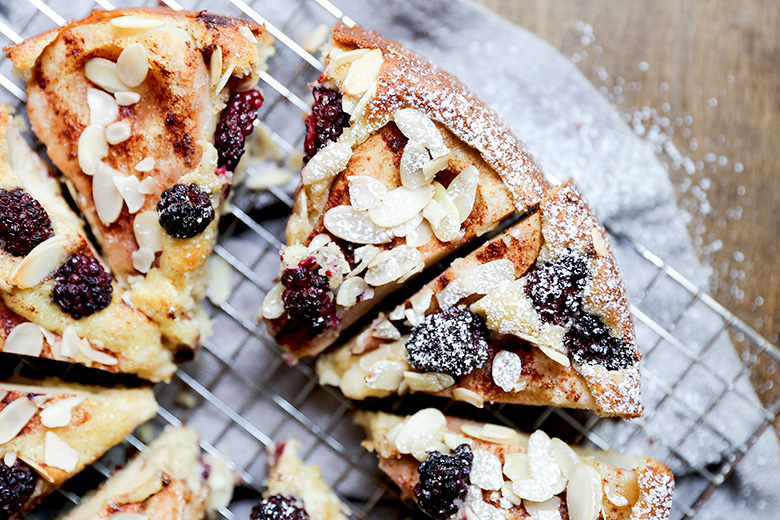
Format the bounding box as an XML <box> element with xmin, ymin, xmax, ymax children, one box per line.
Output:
<box><xmin>474</xmin><ymin>0</ymin><xmax>780</xmax><ymax>431</ymax></box>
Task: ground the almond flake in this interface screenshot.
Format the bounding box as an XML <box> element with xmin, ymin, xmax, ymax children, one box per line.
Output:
<box><xmin>388</xmin><ymin>305</ymin><xmax>406</xmax><ymax>321</ymax></box>
<box><xmin>604</xmin><ymin>482</ymin><xmax>628</xmax><ymax>507</ymax></box>
<box><xmin>392</xmin><ymin>213</ymin><xmax>423</xmax><ymax>238</ymax></box>
<box><xmin>471</xmin><ymin>449</ymin><xmax>504</xmax><ymax>491</ymax></box>
<box><xmin>3</xmin><ymin>322</ymin><xmax>44</xmax><ymax>357</ymax></box>
<box><xmin>60</xmin><ymin>326</ymin><xmax>81</xmax><ymax>359</ymax></box>
<box><xmin>131</xmin><ymin>247</ymin><xmax>155</xmax><ymax>273</ymax></box>
<box><xmin>327</xmin><ymin>48</ymin><xmax>370</xmax><ymax>71</ymax></box>
<box><xmin>399</xmin><ymin>140</ymin><xmax>431</xmax><ymax>189</ymax></box>
<box><xmin>110</xmin><ymin>15</ymin><xmax>164</xmax><ymax>30</ymax></box>
<box><xmin>365</xmin><ymin>361</ymin><xmax>406</xmax><ymax>391</ymax></box>
<box><xmin>261</xmin><ymin>283</ymin><xmax>285</xmax><ymax>320</ymax></box>
<box><xmin>348</xmin><ymin>175</ymin><xmax>387</xmax><ymax>210</ymax></box>
<box><xmin>447</xmin><ymin>165</ymin><xmax>479</xmax><ymax>223</ymax></box>
<box><xmin>403</xmin><ymin>371</ymin><xmax>454</xmax><ymax>392</ymax></box>
<box><xmin>405</xmin><ymin>220</ymin><xmax>434</xmax><ymax>248</ymax></box>
<box><xmin>40</xmin><ymin>397</ymin><xmax>84</xmax><ymax>428</ymax></box>
<box><xmin>453</xmin><ymin>388</ymin><xmax>485</xmax><ymax>408</ymax></box>
<box><xmin>461</xmin><ymin>423</ymin><xmax>519</xmax><ymax>444</ymax></box>
<box><xmin>215</xmin><ymin>63</ymin><xmax>235</xmax><ymax>94</ymax></box>
<box><xmin>0</xmin><ymin>397</ymin><xmax>38</xmax><ymax>444</ymax></box>
<box><xmin>464</xmin><ymin>486</ymin><xmax>504</xmax><ymax>520</ymax></box>
<box><xmin>491</xmin><ymin>350</ymin><xmax>525</xmax><ymax>393</ymax></box>
<box><xmin>550</xmin><ymin>438</ymin><xmax>580</xmax><ymax>480</ymax></box>
<box><xmin>84</xmin><ymin>58</ymin><xmax>130</xmax><ymax>93</ymax></box>
<box><xmin>342</xmin><ymin>49</ymin><xmax>383</xmax><ymax>96</ymax></box>
<box><xmin>422</xmin><ymin>155</ymin><xmax>449</xmax><ymax>178</ymax></box>
<box><xmin>204</xmin><ymin>453</ymin><xmax>234</xmax><ymax>511</ymax></box>
<box><xmin>11</xmin><ymin>235</ymin><xmax>70</xmax><ymax>289</ymax></box>
<box><xmin>138</xmin><ymin>177</ymin><xmax>159</xmax><ymax>195</ymax></box>
<box><xmin>511</xmin><ymin>477</ymin><xmax>556</xmax><ymax>503</ymax></box>
<box><xmin>239</xmin><ymin>25</ymin><xmax>258</xmax><ymax>44</ymax></box>
<box><xmin>87</xmin><ymin>88</ymin><xmax>118</xmax><ymax>126</ymax></box>
<box><xmin>501</xmin><ymin>482</ymin><xmax>523</xmax><ymax>506</ymax></box>
<box><xmin>393</xmin><ymin>108</ymin><xmax>449</xmax><ymax>159</ymax></box>
<box><xmin>443</xmin><ymin>432</ymin><xmax>473</xmax><ymax>451</ymax></box>
<box><xmin>461</xmin><ymin>259</ymin><xmax>516</xmax><ymax>295</ymax></box>
<box><xmin>302</xmin><ymin>138</ymin><xmax>353</xmax><ymax>185</ymax></box>
<box><xmin>210</xmin><ymin>46</ymin><xmax>224</xmax><ymax>91</ymax></box>
<box><xmin>77</xmin><ymin>124</ymin><xmax>108</xmax><ymax>175</ymax></box>
<box><xmin>3</xmin><ymin>452</ymin><xmax>17</xmax><ymax>467</ymax></box>
<box><xmin>567</xmin><ymin>465</ymin><xmax>602</xmax><ymax>520</ymax></box>
<box><xmin>93</xmin><ymin>162</ymin><xmax>124</xmax><ymax>225</ymax></box>
<box><xmin>133</xmin><ymin>211</ymin><xmax>163</xmax><ymax>252</ymax></box>
<box><xmin>349</xmin><ymin>80</ymin><xmax>378</xmax><ymax>119</ymax></box>
<box><xmin>410</xmin><ymin>287</ymin><xmax>434</xmax><ymax>316</ymax></box>
<box><xmin>79</xmin><ymin>339</ymin><xmax>118</xmax><ymax>366</ymax></box>
<box><xmin>527</xmin><ymin>431</ymin><xmax>564</xmax><ymax>488</ymax></box>
<box><xmin>372</xmin><ymin>320</ymin><xmax>401</xmax><ymax>340</ymax></box>
<box><xmin>117</xmin><ymin>43</ymin><xmax>149</xmax><ymax>87</ymax></box>
<box><xmin>336</xmin><ymin>276</ymin><xmax>370</xmax><ymax>308</ymax></box>
<box><xmin>591</xmin><ymin>227</ymin><xmax>609</xmax><ymax>257</ymax></box>
<box><xmin>423</xmin><ymin>181</ymin><xmax>461</xmax><ymax>242</ymax></box>
<box><xmin>524</xmin><ymin>497</ymin><xmax>563</xmax><ymax>520</ymax></box>
<box><xmin>113</xmin><ymin>174</ymin><xmax>145</xmax><ymax>213</ymax></box>
<box><xmin>368</xmin><ymin>184</ymin><xmax>434</xmax><ymax>228</ymax></box>
<box><xmin>393</xmin><ymin>408</ymin><xmax>447</xmax><ymax>461</ymax></box>
<box><xmin>44</xmin><ymin>431</ymin><xmax>79</xmax><ymax>472</ymax></box>
<box><xmin>134</xmin><ymin>157</ymin><xmax>155</xmax><ymax>172</ymax></box>
<box><xmin>324</xmin><ymin>205</ymin><xmax>394</xmax><ymax>245</ymax></box>
<box><xmin>364</xmin><ymin>245</ymin><xmax>423</xmax><ymax>286</ymax></box>
<box><xmin>105</xmin><ymin>120</ymin><xmax>132</xmax><ymax>144</ymax></box>
<box><xmin>114</xmin><ymin>91</ymin><xmax>141</xmax><ymax>106</ymax></box>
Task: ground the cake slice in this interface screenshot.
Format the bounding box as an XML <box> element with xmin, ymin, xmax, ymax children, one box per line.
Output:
<box><xmin>251</xmin><ymin>438</ymin><xmax>349</xmax><ymax>520</ymax></box>
<box><xmin>0</xmin><ymin>378</ymin><xmax>157</xmax><ymax>519</ymax></box>
<box><xmin>318</xmin><ymin>180</ymin><xmax>641</xmax><ymax>418</ymax></box>
<box><xmin>6</xmin><ymin>7</ymin><xmax>274</xmax><ymax>354</ymax></box>
<box><xmin>0</xmin><ymin>105</ymin><xmax>175</xmax><ymax>381</ymax></box>
<box><xmin>61</xmin><ymin>426</ymin><xmax>234</xmax><ymax>520</ymax></box>
<box><xmin>357</xmin><ymin>409</ymin><xmax>674</xmax><ymax>520</ymax></box>
<box><xmin>260</xmin><ymin>23</ymin><xmax>551</xmax><ymax>360</ymax></box>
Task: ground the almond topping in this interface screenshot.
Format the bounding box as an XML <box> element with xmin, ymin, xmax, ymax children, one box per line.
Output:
<box><xmin>336</xmin><ymin>276</ymin><xmax>371</xmax><ymax>308</ymax></box>
<box><xmin>87</xmin><ymin>88</ymin><xmax>118</xmax><ymax>126</ymax></box>
<box><xmin>134</xmin><ymin>157</ymin><xmax>155</xmax><ymax>172</ymax></box>
<box><xmin>399</xmin><ymin>140</ymin><xmax>431</xmax><ymax>189</ymax></box>
<box><xmin>260</xmin><ymin>283</ymin><xmax>285</xmax><ymax>320</ymax></box>
<box><xmin>591</xmin><ymin>227</ymin><xmax>609</xmax><ymax>257</ymax></box>
<box><xmin>392</xmin><ymin>213</ymin><xmax>423</xmax><ymax>238</ymax></box>
<box><xmin>405</xmin><ymin>220</ymin><xmax>434</xmax><ymax>248</ymax></box>
<box><xmin>109</xmin><ymin>15</ymin><xmax>164</xmax><ymax>30</ymax></box>
<box><xmin>113</xmin><ymin>174</ymin><xmax>145</xmax><ymax>213</ymax></box>
<box><xmin>11</xmin><ymin>235</ymin><xmax>70</xmax><ymax>289</ymax></box>
<box><xmin>423</xmin><ymin>181</ymin><xmax>461</xmax><ymax>242</ymax></box>
<box><xmin>393</xmin><ymin>108</ymin><xmax>449</xmax><ymax>159</ymax></box>
<box><xmin>323</xmin><ymin>205</ymin><xmax>394</xmax><ymax>245</ymax></box>
<box><xmin>422</xmin><ymin>155</ymin><xmax>449</xmax><ymax>178</ymax></box>
<box><xmin>471</xmin><ymin>449</ymin><xmax>504</xmax><ymax>491</ymax></box>
<box><xmin>114</xmin><ymin>91</ymin><xmax>141</xmax><ymax>106</ymax></box>
<box><xmin>461</xmin><ymin>258</ymin><xmax>517</xmax><ymax>295</ymax></box>
<box><xmin>447</xmin><ymin>165</ymin><xmax>479</xmax><ymax>223</ymax></box>
<box><xmin>301</xmin><ymin>138</ymin><xmax>353</xmax><ymax>185</ymax></box>
<box><xmin>327</xmin><ymin>48</ymin><xmax>370</xmax><ymax>71</ymax></box>
<box><xmin>44</xmin><ymin>432</ymin><xmax>79</xmax><ymax>472</ymax></box>
<box><xmin>77</xmin><ymin>124</ymin><xmax>108</xmax><ymax>175</ymax></box>
<box><xmin>239</xmin><ymin>25</ymin><xmax>258</xmax><ymax>44</ymax></box>
<box><xmin>369</xmin><ymin>184</ymin><xmax>434</xmax><ymax>228</ymax></box>
<box><xmin>364</xmin><ymin>245</ymin><xmax>424</xmax><ymax>286</ymax></box>
<box><xmin>453</xmin><ymin>388</ymin><xmax>485</xmax><ymax>408</ymax></box>
<box><xmin>393</xmin><ymin>408</ymin><xmax>447</xmax><ymax>461</ymax></box>
<box><xmin>348</xmin><ymin>175</ymin><xmax>387</xmax><ymax>210</ymax></box>
<box><xmin>105</xmin><ymin>120</ymin><xmax>132</xmax><ymax>144</ymax></box>
<box><xmin>0</xmin><ymin>397</ymin><xmax>38</xmax><ymax>444</ymax></box>
<box><xmin>117</xmin><ymin>43</ymin><xmax>149</xmax><ymax>87</ymax></box>
<box><xmin>133</xmin><ymin>211</ymin><xmax>163</xmax><ymax>252</ymax></box>
<box><xmin>84</xmin><ymin>58</ymin><xmax>130</xmax><ymax>93</ymax></box>
<box><xmin>372</xmin><ymin>320</ymin><xmax>401</xmax><ymax>340</ymax></box>
<box><xmin>131</xmin><ymin>247</ymin><xmax>155</xmax><ymax>274</ymax></box>
<box><xmin>60</xmin><ymin>326</ymin><xmax>81</xmax><ymax>359</ymax></box>
<box><xmin>3</xmin><ymin>453</ymin><xmax>17</xmax><ymax>467</ymax></box>
<box><xmin>215</xmin><ymin>63</ymin><xmax>235</xmax><ymax>94</ymax></box>
<box><xmin>210</xmin><ymin>46</ymin><xmax>224</xmax><ymax>91</ymax></box>
<box><xmin>491</xmin><ymin>350</ymin><xmax>525</xmax><ymax>393</ymax></box>
<box><xmin>403</xmin><ymin>371</ymin><xmax>455</xmax><ymax>393</ymax></box>
<box><xmin>93</xmin><ymin>162</ymin><xmax>124</xmax><ymax>225</ymax></box>
<box><xmin>3</xmin><ymin>322</ymin><xmax>44</xmax><ymax>357</ymax></box>
<box><xmin>524</xmin><ymin>497</ymin><xmax>563</xmax><ymax>520</ymax></box>
<box><xmin>40</xmin><ymin>397</ymin><xmax>84</xmax><ymax>428</ymax></box>
<box><xmin>78</xmin><ymin>338</ymin><xmax>118</xmax><ymax>366</ymax></box>
<box><xmin>461</xmin><ymin>423</ymin><xmax>519</xmax><ymax>444</ymax></box>
<box><xmin>550</xmin><ymin>438</ymin><xmax>580</xmax><ymax>480</ymax></box>
<box><xmin>567</xmin><ymin>465</ymin><xmax>603</xmax><ymax>520</ymax></box>
<box><xmin>342</xmin><ymin>49</ymin><xmax>383</xmax><ymax>97</ymax></box>
<box><xmin>365</xmin><ymin>361</ymin><xmax>406</xmax><ymax>391</ymax></box>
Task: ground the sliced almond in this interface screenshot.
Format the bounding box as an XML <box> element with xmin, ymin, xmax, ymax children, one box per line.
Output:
<box><xmin>215</xmin><ymin>63</ymin><xmax>235</xmax><ymax>94</ymax></box>
<box><xmin>131</xmin><ymin>247</ymin><xmax>155</xmax><ymax>274</ymax></box>
<box><xmin>372</xmin><ymin>320</ymin><xmax>401</xmax><ymax>340</ymax></box>
<box><xmin>461</xmin><ymin>423</ymin><xmax>519</xmax><ymax>444</ymax></box>
<box><xmin>453</xmin><ymin>388</ymin><xmax>485</xmax><ymax>408</ymax></box>
<box><xmin>44</xmin><ymin>432</ymin><xmax>80</xmax><ymax>472</ymax></box>
<box><xmin>4</xmin><ymin>452</ymin><xmax>17</xmax><ymax>467</ymax></box>
<box><xmin>2</xmin><ymin>322</ymin><xmax>44</xmax><ymax>357</ymax></box>
<box><xmin>40</xmin><ymin>397</ymin><xmax>84</xmax><ymax>428</ymax></box>
<box><xmin>110</xmin><ymin>15</ymin><xmax>164</xmax><ymax>30</ymax></box>
<box><xmin>447</xmin><ymin>165</ymin><xmax>479</xmax><ymax>223</ymax></box>
<box><xmin>348</xmin><ymin>175</ymin><xmax>387</xmax><ymax>210</ymax></box>
<box><xmin>0</xmin><ymin>397</ymin><xmax>38</xmax><ymax>444</ymax></box>
<box><xmin>550</xmin><ymin>438</ymin><xmax>580</xmax><ymax>480</ymax></box>
<box><xmin>125</xmin><ymin>468</ymin><xmax>164</xmax><ymax>504</ymax></box>
<box><xmin>368</xmin><ymin>184</ymin><xmax>434</xmax><ymax>228</ymax></box>
<box><xmin>567</xmin><ymin>464</ymin><xmax>603</xmax><ymax>520</ymax></box>
<box><xmin>423</xmin><ymin>181</ymin><xmax>461</xmax><ymax>242</ymax></box>
<box><xmin>464</xmin><ymin>486</ymin><xmax>504</xmax><ymax>520</ymax></box>
<box><xmin>105</xmin><ymin>120</ymin><xmax>132</xmax><ymax>144</ymax></box>
<box><xmin>113</xmin><ymin>174</ymin><xmax>145</xmax><ymax>213</ymax></box>
<box><xmin>471</xmin><ymin>449</ymin><xmax>504</xmax><ymax>491</ymax></box>
<box><xmin>134</xmin><ymin>157</ymin><xmax>155</xmax><ymax>172</ymax></box>
<box><xmin>336</xmin><ymin>276</ymin><xmax>370</xmax><ymax>308</ymax></box>
<box><xmin>350</xmin><ymin>80</ymin><xmax>378</xmax><ymax>119</ymax></box>
<box><xmin>511</xmin><ymin>477</ymin><xmax>556</xmax><ymax>503</ymax></box>
<box><xmin>365</xmin><ymin>361</ymin><xmax>406</xmax><ymax>391</ymax></box>
<box><xmin>364</xmin><ymin>245</ymin><xmax>423</xmax><ymax>286</ymax></box>
<box><xmin>323</xmin><ymin>205</ymin><xmax>394</xmax><ymax>245</ymax></box>
<box><xmin>524</xmin><ymin>497</ymin><xmax>563</xmax><ymax>520</ymax></box>
<box><xmin>410</xmin><ymin>287</ymin><xmax>434</xmax><ymax>316</ymax></box>
<box><xmin>591</xmin><ymin>227</ymin><xmax>609</xmax><ymax>257</ymax></box>
<box><xmin>403</xmin><ymin>371</ymin><xmax>455</xmax><ymax>392</ymax></box>
<box><xmin>392</xmin><ymin>213</ymin><xmax>423</xmax><ymax>238</ymax></box>
<box><xmin>133</xmin><ymin>211</ymin><xmax>163</xmax><ymax>252</ymax></box>
<box><xmin>399</xmin><ymin>140</ymin><xmax>430</xmax><ymax>189</ymax></box>
<box><xmin>342</xmin><ymin>49</ymin><xmax>383</xmax><ymax>97</ymax></box>
<box><xmin>604</xmin><ymin>482</ymin><xmax>628</xmax><ymax>507</ymax></box>
<box><xmin>461</xmin><ymin>258</ymin><xmax>516</xmax><ymax>295</ymax></box>
<box><xmin>117</xmin><ymin>43</ymin><xmax>149</xmax><ymax>87</ymax></box>
<box><xmin>239</xmin><ymin>25</ymin><xmax>258</xmax><ymax>44</ymax></box>
<box><xmin>138</xmin><ymin>177</ymin><xmax>159</xmax><ymax>195</ymax></box>
<box><xmin>393</xmin><ymin>408</ymin><xmax>447</xmax><ymax>461</ymax></box>
<box><xmin>393</xmin><ymin>108</ymin><xmax>448</xmax><ymax>158</ymax></box>
<box><xmin>210</xmin><ymin>46</ymin><xmax>224</xmax><ymax>91</ymax></box>
<box><xmin>93</xmin><ymin>162</ymin><xmax>124</xmax><ymax>225</ymax></box>
<box><xmin>491</xmin><ymin>350</ymin><xmax>525</xmax><ymax>393</ymax></box>
<box><xmin>77</xmin><ymin>124</ymin><xmax>108</xmax><ymax>176</ymax></box>
<box><xmin>527</xmin><ymin>431</ymin><xmax>564</xmax><ymax>488</ymax></box>
<box><xmin>11</xmin><ymin>235</ymin><xmax>70</xmax><ymax>289</ymax></box>
<box><xmin>79</xmin><ymin>339</ymin><xmax>118</xmax><ymax>366</ymax></box>
<box><xmin>327</xmin><ymin>48</ymin><xmax>370</xmax><ymax>71</ymax></box>
<box><xmin>422</xmin><ymin>155</ymin><xmax>449</xmax><ymax>179</ymax></box>
<box><xmin>84</xmin><ymin>58</ymin><xmax>130</xmax><ymax>93</ymax></box>
<box><xmin>261</xmin><ymin>283</ymin><xmax>285</xmax><ymax>320</ymax></box>
<box><xmin>87</xmin><ymin>88</ymin><xmax>118</xmax><ymax>126</ymax></box>
<box><xmin>301</xmin><ymin>138</ymin><xmax>353</xmax><ymax>185</ymax></box>
<box><xmin>114</xmin><ymin>91</ymin><xmax>141</xmax><ymax>106</ymax></box>
<box><xmin>405</xmin><ymin>220</ymin><xmax>434</xmax><ymax>248</ymax></box>
<box><xmin>60</xmin><ymin>326</ymin><xmax>81</xmax><ymax>359</ymax></box>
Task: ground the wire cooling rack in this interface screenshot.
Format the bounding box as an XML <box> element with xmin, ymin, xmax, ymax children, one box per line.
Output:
<box><xmin>0</xmin><ymin>1</ymin><xmax>779</xmax><ymax>519</ymax></box>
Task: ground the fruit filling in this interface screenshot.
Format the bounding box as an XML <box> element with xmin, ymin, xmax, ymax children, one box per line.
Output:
<box><xmin>0</xmin><ymin>188</ymin><xmax>54</xmax><ymax>257</ymax></box>
<box><xmin>414</xmin><ymin>444</ymin><xmax>473</xmax><ymax>519</ymax></box>
<box><xmin>281</xmin><ymin>256</ymin><xmax>338</xmax><ymax>334</ymax></box>
<box><xmin>303</xmin><ymin>87</ymin><xmax>350</xmax><ymax>163</ymax></box>
<box><xmin>214</xmin><ymin>89</ymin><xmax>264</xmax><ymax>172</ymax></box>
<box><xmin>251</xmin><ymin>494</ymin><xmax>309</xmax><ymax>520</ymax></box>
<box><xmin>52</xmin><ymin>253</ymin><xmax>113</xmax><ymax>319</ymax></box>
<box><xmin>157</xmin><ymin>183</ymin><xmax>215</xmax><ymax>239</ymax></box>
<box><xmin>0</xmin><ymin>458</ymin><xmax>37</xmax><ymax>518</ymax></box>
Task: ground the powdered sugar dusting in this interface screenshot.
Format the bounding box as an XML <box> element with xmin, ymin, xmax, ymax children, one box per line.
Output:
<box><xmin>631</xmin><ymin>460</ymin><xmax>675</xmax><ymax>520</ymax></box>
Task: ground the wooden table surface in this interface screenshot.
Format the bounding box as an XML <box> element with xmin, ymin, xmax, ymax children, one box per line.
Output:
<box><xmin>474</xmin><ymin>0</ymin><xmax>780</xmax><ymax>432</ymax></box>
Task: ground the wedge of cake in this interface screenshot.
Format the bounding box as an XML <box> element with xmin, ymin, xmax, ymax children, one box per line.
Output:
<box><xmin>6</xmin><ymin>7</ymin><xmax>273</xmax><ymax>355</ymax></box>
<box><xmin>357</xmin><ymin>409</ymin><xmax>673</xmax><ymax>520</ymax></box>
<box><xmin>61</xmin><ymin>426</ymin><xmax>234</xmax><ymax>520</ymax></box>
<box><xmin>251</xmin><ymin>438</ymin><xmax>349</xmax><ymax>520</ymax></box>
<box><xmin>0</xmin><ymin>378</ymin><xmax>157</xmax><ymax>519</ymax></box>
<box><xmin>0</xmin><ymin>105</ymin><xmax>175</xmax><ymax>381</ymax></box>
<box><xmin>318</xmin><ymin>180</ymin><xmax>641</xmax><ymax>418</ymax></box>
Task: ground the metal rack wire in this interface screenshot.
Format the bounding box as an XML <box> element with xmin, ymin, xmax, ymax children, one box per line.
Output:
<box><xmin>0</xmin><ymin>1</ymin><xmax>778</xmax><ymax>519</ymax></box>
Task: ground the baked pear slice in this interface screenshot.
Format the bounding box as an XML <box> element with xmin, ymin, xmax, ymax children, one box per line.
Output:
<box><xmin>261</xmin><ymin>23</ymin><xmax>551</xmax><ymax>360</ymax></box>
<box><xmin>0</xmin><ymin>378</ymin><xmax>157</xmax><ymax>519</ymax></box>
<box><xmin>6</xmin><ymin>7</ymin><xmax>273</xmax><ymax>354</ymax></box>
<box><xmin>61</xmin><ymin>426</ymin><xmax>234</xmax><ymax>520</ymax></box>
<box><xmin>0</xmin><ymin>105</ymin><xmax>175</xmax><ymax>381</ymax></box>
<box><xmin>251</xmin><ymin>438</ymin><xmax>349</xmax><ymax>520</ymax></box>
<box><xmin>357</xmin><ymin>409</ymin><xmax>674</xmax><ymax>520</ymax></box>
<box><xmin>318</xmin><ymin>180</ymin><xmax>642</xmax><ymax>418</ymax></box>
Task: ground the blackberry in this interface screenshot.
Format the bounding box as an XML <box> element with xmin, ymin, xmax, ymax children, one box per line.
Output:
<box><xmin>0</xmin><ymin>188</ymin><xmax>54</xmax><ymax>257</ymax></box>
<box><xmin>250</xmin><ymin>494</ymin><xmax>309</xmax><ymax>520</ymax></box>
<box><xmin>406</xmin><ymin>308</ymin><xmax>490</xmax><ymax>377</ymax></box>
<box><xmin>52</xmin><ymin>254</ymin><xmax>113</xmax><ymax>319</ymax></box>
<box><xmin>524</xmin><ymin>252</ymin><xmax>636</xmax><ymax>370</ymax></box>
<box><xmin>215</xmin><ymin>89</ymin><xmax>264</xmax><ymax>171</ymax></box>
<box><xmin>303</xmin><ymin>87</ymin><xmax>350</xmax><ymax>162</ymax></box>
<box><xmin>0</xmin><ymin>458</ymin><xmax>37</xmax><ymax>518</ymax></box>
<box><xmin>414</xmin><ymin>444</ymin><xmax>472</xmax><ymax>519</ymax></box>
<box><xmin>281</xmin><ymin>256</ymin><xmax>337</xmax><ymax>334</ymax></box>
<box><xmin>157</xmin><ymin>183</ymin><xmax>215</xmax><ymax>239</ymax></box>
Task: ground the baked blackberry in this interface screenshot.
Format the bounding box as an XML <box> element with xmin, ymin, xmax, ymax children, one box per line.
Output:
<box><xmin>0</xmin><ymin>458</ymin><xmax>37</xmax><ymax>519</ymax></box>
<box><xmin>414</xmin><ymin>444</ymin><xmax>472</xmax><ymax>518</ymax></box>
<box><xmin>250</xmin><ymin>494</ymin><xmax>309</xmax><ymax>520</ymax></box>
<box><xmin>52</xmin><ymin>254</ymin><xmax>113</xmax><ymax>319</ymax></box>
<box><xmin>214</xmin><ymin>89</ymin><xmax>264</xmax><ymax>171</ymax></box>
<box><xmin>281</xmin><ymin>256</ymin><xmax>337</xmax><ymax>333</ymax></box>
<box><xmin>566</xmin><ymin>311</ymin><xmax>636</xmax><ymax>370</ymax></box>
<box><xmin>303</xmin><ymin>87</ymin><xmax>350</xmax><ymax>162</ymax></box>
<box><xmin>406</xmin><ymin>308</ymin><xmax>490</xmax><ymax>377</ymax></box>
<box><xmin>0</xmin><ymin>188</ymin><xmax>54</xmax><ymax>257</ymax></box>
<box><xmin>157</xmin><ymin>183</ymin><xmax>215</xmax><ymax>239</ymax></box>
